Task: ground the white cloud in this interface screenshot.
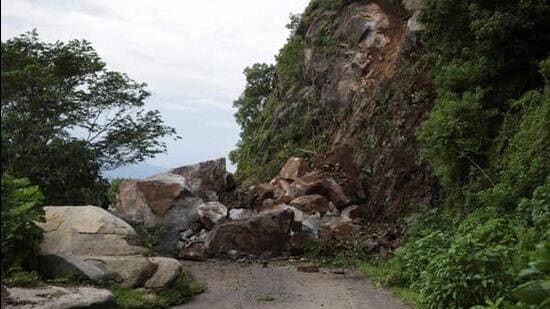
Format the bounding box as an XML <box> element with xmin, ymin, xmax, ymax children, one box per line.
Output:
<box><xmin>1</xmin><ymin>0</ymin><xmax>309</xmax><ymax>171</ymax></box>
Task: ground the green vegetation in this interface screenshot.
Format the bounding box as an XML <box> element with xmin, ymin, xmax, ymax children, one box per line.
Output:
<box><xmin>1</xmin><ymin>30</ymin><xmax>178</xmax><ymax>206</ymax></box>
<box><xmin>364</xmin><ymin>0</ymin><xmax>550</xmax><ymax>307</ymax></box>
<box><xmin>2</xmin><ymin>270</ymin><xmax>42</xmax><ymax>287</ymax></box>
<box><xmin>232</xmin><ymin>0</ymin><xmax>549</xmax><ymax>307</ymax></box>
<box><xmin>107</xmin><ymin>177</ymin><xmax>130</xmax><ymax>207</ymax></box>
<box><xmin>1</xmin><ymin>175</ymin><xmax>44</xmax><ymax>275</ymax></box>
<box><xmin>110</xmin><ymin>273</ymin><xmax>205</xmax><ymax>308</ymax></box>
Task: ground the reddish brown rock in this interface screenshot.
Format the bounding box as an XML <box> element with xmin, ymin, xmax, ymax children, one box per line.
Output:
<box><xmin>286</xmin><ymin>172</ymin><xmax>351</xmax><ymax>209</ymax></box>
<box><xmin>290</xmin><ymin>194</ymin><xmax>329</xmax><ymax>214</ymax></box>
<box><xmin>319</xmin><ymin>218</ymin><xmax>361</xmax><ymax>240</ymax></box>
<box><xmin>206</xmin><ymin>208</ymin><xmax>294</xmax><ymax>257</ymax></box>
<box><xmin>278</xmin><ymin>157</ymin><xmax>309</xmax><ymax>180</ymax></box>
<box><xmin>136</xmin><ymin>181</ymin><xmax>183</xmax><ymax>216</ymax></box>
<box><xmin>255</xmin><ymin>183</ymin><xmax>276</xmax><ymax>202</ymax></box>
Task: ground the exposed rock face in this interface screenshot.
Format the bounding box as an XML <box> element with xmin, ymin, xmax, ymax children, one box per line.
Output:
<box><xmin>197</xmin><ymin>202</ymin><xmax>228</xmax><ymax>229</ymax></box>
<box><xmin>232</xmin><ymin>0</ymin><xmax>438</xmax><ymax>220</ymax></box>
<box><xmin>4</xmin><ymin>286</ymin><xmax>114</xmax><ymax>309</ymax></box>
<box><xmin>37</xmin><ymin>206</ymin><xmax>182</xmax><ymax>288</ymax></box>
<box><xmin>206</xmin><ymin>208</ymin><xmax>294</xmax><ymax>256</ymax></box>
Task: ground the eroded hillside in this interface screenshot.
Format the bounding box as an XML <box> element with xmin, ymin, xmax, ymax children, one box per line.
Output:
<box><xmin>231</xmin><ymin>0</ymin><xmax>438</xmax><ymax>220</ymax></box>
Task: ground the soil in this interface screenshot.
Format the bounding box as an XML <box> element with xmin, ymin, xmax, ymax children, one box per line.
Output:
<box><xmin>174</xmin><ymin>260</ymin><xmax>408</xmax><ymax>309</ymax></box>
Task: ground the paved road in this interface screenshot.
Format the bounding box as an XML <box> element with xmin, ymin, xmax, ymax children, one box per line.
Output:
<box><xmin>175</xmin><ymin>260</ymin><xmax>409</xmax><ymax>309</ymax></box>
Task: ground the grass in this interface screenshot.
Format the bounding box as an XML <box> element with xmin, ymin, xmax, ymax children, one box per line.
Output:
<box><xmin>360</xmin><ymin>260</ymin><xmax>421</xmax><ymax>308</ymax></box>
<box><xmin>110</xmin><ymin>272</ymin><xmax>205</xmax><ymax>309</ymax></box>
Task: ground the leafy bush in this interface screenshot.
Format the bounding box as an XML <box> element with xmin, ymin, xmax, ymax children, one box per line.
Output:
<box><xmin>513</xmin><ymin>241</ymin><xmax>550</xmax><ymax>307</ymax></box>
<box><xmin>1</xmin><ymin>175</ymin><xmax>44</xmax><ymax>275</ymax></box>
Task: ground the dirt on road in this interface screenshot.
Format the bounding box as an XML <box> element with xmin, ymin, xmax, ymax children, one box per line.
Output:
<box><xmin>175</xmin><ymin>260</ymin><xmax>409</xmax><ymax>309</ymax></box>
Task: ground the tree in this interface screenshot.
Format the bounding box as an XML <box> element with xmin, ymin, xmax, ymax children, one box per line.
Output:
<box><xmin>1</xmin><ymin>31</ymin><xmax>179</xmax><ymax>204</ymax></box>
<box><xmin>232</xmin><ymin>63</ymin><xmax>275</xmax><ymax>131</ymax></box>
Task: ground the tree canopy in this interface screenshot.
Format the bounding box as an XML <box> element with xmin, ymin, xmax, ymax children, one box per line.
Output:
<box><xmin>1</xmin><ymin>31</ymin><xmax>179</xmax><ymax>204</ymax></box>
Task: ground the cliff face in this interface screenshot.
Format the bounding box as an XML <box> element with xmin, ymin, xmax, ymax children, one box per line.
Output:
<box><xmin>234</xmin><ymin>0</ymin><xmax>440</xmax><ymax>220</ymax></box>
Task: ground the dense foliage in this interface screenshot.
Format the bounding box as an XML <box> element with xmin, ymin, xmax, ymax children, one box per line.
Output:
<box><xmin>1</xmin><ymin>175</ymin><xmax>44</xmax><ymax>276</ymax></box>
<box><xmin>230</xmin><ymin>2</ymin><xmax>343</xmax><ymax>183</ymax></box>
<box><xmin>375</xmin><ymin>0</ymin><xmax>550</xmax><ymax>307</ymax></box>
<box><xmin>1</xmin><ymin>31</ymin><xmax>178</xmax><ymax>205</ymax></box>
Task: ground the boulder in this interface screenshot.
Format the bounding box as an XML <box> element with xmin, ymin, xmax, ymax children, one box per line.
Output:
<box><xmin>262</xmin><ymin>204</ymin><xmax>305</xmax><ymax>223</ymax></box>
<box><xmin>4</xmin><ymin>286</ymin><xmax>114</xmax><ymax>309</ymax></box>
<box><xmin>114</xmin><ymin>158</ymin><xmax>231</xmax><ymax>253</ymax></box>
<box><xmin>144</xmin><ymin>257</ymin><xmax>183</xmax><ymax>288</ymax></box>
<box><xmin>228</xmin><ymin>208</ymin><xmax>253</xmax><ymax>221</ymax></box>
<box><xmin>206</xmin><ymin>208</ymin><xmax>294</xmax><ymax>256</ymax></box>
<box><xmin>290</xmin><ymin>194</ymin><xmax>329</xmax><ymax>214</ymax></box>
<box><xmin>115</xmin><ymin>174</ymin><xmax>190</xmax><ymax>228</ymax></box>
<box><xmin>278</xmin><ymin>157</ymin><xmax>309</xmax><ymax>180</ymax></box>
<box><xmin>254</xmin><ymin>183</ymin><xmax>276</xmax><ymax>202</ymax></box>
<box><xmin>197</xmin><ymin>202</ymin><xmax>228</xmax><ymax>229</ymax></box>
<box><xmin>38</xmin><ymin>206</ymin><xmax>183</xmax><ymax>289</ymax></box>
<box><xmin>38</xmin><ymin>206</ymin><xmax>149</xmax><ymax>257</ymax></box>
<box><xmin>171</xmin><ymin>158</ymin><xmax>228</xmax><ymax>200</ymax></box>
<box><xmin>319</xmin><ymin>218</ymin><xmax>361</xmax><ymax>240</ymax></box>
<box><xmin>39</xmin><ymin>254</ymin><xmax>107</xmax><ymax>285</ymax></box>
<box><xmin>84</xmin><ymin>256</ymin><xmax>157</xmax><ymax>288</ymax></box>
<box><xmin>286</xmin><ymin>172</ymin><xmax>351</xmax><ymax>209</ymax></box>
<box><xmin>157</xmin><ymin>196</ymin><xmax>203</xmax><ymax>252</ymax></box>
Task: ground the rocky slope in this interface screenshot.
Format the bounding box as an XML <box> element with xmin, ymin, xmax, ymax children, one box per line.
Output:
<box><xmin>232</xmin><ymin>0</ymin><xmax>440</xmax><ymax>220</ymax></box>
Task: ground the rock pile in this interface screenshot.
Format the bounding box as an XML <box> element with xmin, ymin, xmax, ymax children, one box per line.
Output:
<box><xmin>114</xmin><ymin>157</ymin><xmax>375</xmax><ymax>260</ymax></box>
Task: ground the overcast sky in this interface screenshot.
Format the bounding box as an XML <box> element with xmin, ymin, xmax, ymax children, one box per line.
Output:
<box><xmin>1</xmin><ymin>0</ymin><xmax>309</xmax><ymax>175</ymax></box>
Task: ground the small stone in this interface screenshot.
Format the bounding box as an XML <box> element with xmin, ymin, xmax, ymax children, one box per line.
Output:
<box><xmin>297</xmin><ymin>265</ymin><xmax>319</xmax><ymax>273</ymax></box>
<box><xmin>331</xmin><ymin>269</ymin><xmax>345</xmax><ymax>275</ymax></box>
<box><xmin>228</xmin><ymin>249</ymin><xmax>239</xmax><ymax>260</ymax></box>
<box><xmin>300</xmin><ymin>257</ymin><xmax>308</xmax><ymax>262</ymax></box>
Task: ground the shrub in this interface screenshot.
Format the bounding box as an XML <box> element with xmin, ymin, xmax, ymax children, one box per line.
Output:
<box><xmin>1</xmin><ymin>175</ymin><xmax>44</xmax><ymax>275</ymax></box>
<box><xmin>513</xmin><ymin>241</ymin><xmax>550</xmax><ymax>306</ymax></box>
